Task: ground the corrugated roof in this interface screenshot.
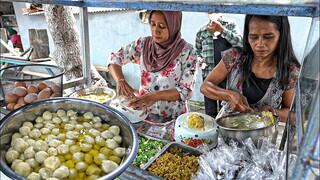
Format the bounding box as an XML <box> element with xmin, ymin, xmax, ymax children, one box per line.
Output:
<box><xmin>24</xmin><ymin>7</ymin><xmax>127</xmax><ymax>16</ymax></box>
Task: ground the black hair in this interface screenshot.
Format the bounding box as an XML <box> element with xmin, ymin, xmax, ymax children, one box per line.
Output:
<box><xmin>241</xmin><ymin>15</ymin><xmax>300</xmax><ymax>86</ymax></box>
<box><xmin>148</xmin><ymin>10</ymin><xmax>156</xmax><ymax>24</ymax></box>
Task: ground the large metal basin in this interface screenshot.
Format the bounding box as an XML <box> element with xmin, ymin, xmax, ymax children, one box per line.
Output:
<box><xmin>216</xmin><ymin>112</ymin><xmax>278</xmax><ymax>146</ymax></box>
<box><xmin>0</xmin><ymin>98</ymin><xmax>138</xmax><ymax>180</ymax></box>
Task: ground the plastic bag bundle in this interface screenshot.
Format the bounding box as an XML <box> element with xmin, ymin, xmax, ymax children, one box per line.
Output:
<box><xmin>192</xmin><ymin>156</ymin><xmax>216</xmax><ymax>180</ymax></box>
<box><xmin>192</xmin><ymin>137</ymin><xmax>297</xmax><ymax>180</ymax></box>
<box><xmin>237</xmin><ymin>164</ymin><xmax>270</xmax><ymax>179</ymax></box>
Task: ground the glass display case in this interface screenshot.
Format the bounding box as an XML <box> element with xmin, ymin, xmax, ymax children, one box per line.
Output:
<box><xmin>0</xmin><ymin>0</ymin><xmax>319</xmax><ymax>179</ymax></box>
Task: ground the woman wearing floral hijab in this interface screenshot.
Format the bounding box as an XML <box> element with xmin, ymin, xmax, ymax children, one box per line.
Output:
<box><xmin>107</xmin><ymin>10</ymin><xmax>197</xmax><ymax>120</ymax></box>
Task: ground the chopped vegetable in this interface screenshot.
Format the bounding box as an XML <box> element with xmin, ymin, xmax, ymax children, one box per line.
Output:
<box><xmin>132</xmin><ymin>136</ymin><xmax>165</xmax><ymax>168</ymax></box>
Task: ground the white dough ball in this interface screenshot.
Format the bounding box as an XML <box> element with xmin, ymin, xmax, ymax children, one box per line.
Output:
<box><xmin>5</xmin><ymin>149</ymin><xmax>20</xmax><ymax>164</ymax></box>
<box><xmin>101</xmin><ymin>160</ymin><xmax>118</xmax><ymax>174</ymax></box>
<box><xmin>14</xmin><ymin>161</ymin><xmax>31</xmax><ymax>177</ymax></box>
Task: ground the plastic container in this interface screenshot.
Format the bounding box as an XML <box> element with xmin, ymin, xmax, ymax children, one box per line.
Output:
<box><xmin>109</xmin><ymin>97</ymin><xmax>147</xmax><ymax>123</ymax></box>
<box><xmin>174</xmin><ymin>112</ymin><xmax>218</xmax><ymax>149</ymax></box>
<box><xmin>0</xmin><ymin>64</ymin><xmax>64</xmax><ymax>111</ymax></box>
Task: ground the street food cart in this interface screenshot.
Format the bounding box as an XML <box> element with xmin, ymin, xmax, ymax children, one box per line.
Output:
<box><xmin>0</xmin><ymin>0</ymin><xmax>319</xmax><ymax>179</ymax></box>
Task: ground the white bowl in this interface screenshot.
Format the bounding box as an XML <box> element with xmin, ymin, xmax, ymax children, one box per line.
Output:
<box><xmin>109</xmin><ymin>97</ymin><xmax>147</xmax><ymax>123</ymax></box>
<box><xmin>174</xmin><ymin>112</ymin><xmax>218</xmax><ymax>149</ymax></box>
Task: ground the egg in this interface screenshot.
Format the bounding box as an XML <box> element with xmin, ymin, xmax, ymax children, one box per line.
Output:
<box><xmin>36</xmin><ymin>82</ymin><xmax>48</xmax><ymax>91</ymax></box>
<box><xmin>24</xmin><ymin>93</ymin><xmax>38</xmax><ymax>103</ymax></box>
<box><xmin>17</xmin><ymin>97</ymin><xmax>26</xmax><ymax>104</ymax></box>
<box><xmin>14</xmin><ymin>81</ymin><xmax>27</xmax><ymax>88</ymax></box>
<box><xmin>27</xmin><ymin>85</ymin><xmax>39</xmax><ymax>94</ymax></box>
<box><xmin>42</xmin><ymin>87</ymin><xmax>52</xmax><ymax>94</ymax></box>
<box><xmin>6</xmin><ymin>103</ymin><xmax>16</xmax><ymax>111</ymax></box>
<box><xmin>37</xmin><ymin>89</ymin><xmax>52</xmax><ymax>100</ymax></box>
<box><xmin>14</xmin><ymin>103</ymin><xmax>25</xmax><ymax>110</ymax></box>
<box><xmin>51</xmin><ymin>92</ymin><xmax>62</xmax><ymax>98</ymax></box>
<box><xmin>50</xmin><ymin>84</ymin><xmax>62</xmax><ymax>93</ymax></box>
<box><xmin>13</xmin><ymin>87</ymin><xmax>27</xmax><ymax>97</ymax></box>
<box><xmin>5</xmin><ymin>92</ymin><xmax>18</xmax><ymax>103</ymax></box>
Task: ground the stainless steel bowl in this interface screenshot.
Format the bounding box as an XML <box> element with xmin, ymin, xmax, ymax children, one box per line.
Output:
<box><xmin>69</xmin><ymin>87</ymin><xmax>116</xmax><ymax>105</ymax></box>
<box><xmin>0</xmin><ymin>98</ymin><xmax>138</xmax><ymax>180</ymax></box>
<box><xmin>215</xmin><ymin>112</ymin><xmax>278</xmax><ymax>146</ymax></box>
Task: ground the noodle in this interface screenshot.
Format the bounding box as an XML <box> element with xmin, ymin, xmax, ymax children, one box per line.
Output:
<box><xmin>147</xmin><ymin>147</ymin><xmax>199</xmax><ymax>180</ymax></box>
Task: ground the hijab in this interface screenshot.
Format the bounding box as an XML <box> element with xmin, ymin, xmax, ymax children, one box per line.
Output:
<box><xmin>143</xmin><ymin>11</ymin><xmax>187</xmax><ymax>72</ymax></box>
<box><xmin>7</xmin><ymin>28</ymin><xmax>17</xmax><ymax>37</ymax></box>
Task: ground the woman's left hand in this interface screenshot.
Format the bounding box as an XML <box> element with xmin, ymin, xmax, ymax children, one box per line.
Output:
<box><xmin>261</xmin><ymin>105</ymin><xmax>278</xmax><ymax>116</ymax></box>
<box><xmin>127</xmin><ymin>92</ymin><xmax>158</xmax><ymax>110</ymax></box>
<box><xmin>261</xmin><ymin>105</ymin><xmax>273</xmax><ymax>112</ymax></box>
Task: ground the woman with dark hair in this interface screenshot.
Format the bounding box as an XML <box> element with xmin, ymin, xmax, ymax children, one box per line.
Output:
<box><xmin>200</xmin><ymin>15</ymin><xmax>300</xmax><ymax>122</ymax></box>
<box><xmin>107</xmin><ymin>11</ymin><xmax>197</xmax><ymax>121</ymax></box>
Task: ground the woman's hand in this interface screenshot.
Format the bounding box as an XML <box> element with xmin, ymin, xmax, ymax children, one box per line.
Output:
<box><xmin>262</xmin><ymin>105</ymin><xmax>279</xmax><ymax>117</ymax></box>
<box><xmin>261</xmin><ymin>105</ymin><xmax>273</xmax><ymax>112</ymax></box>
<box><xmin>228</xmin><ymin>91</ymin><xmax>254</xmax><ymax>113</ymax></box>
<box><xmin>116</xmin><ymin>79</ymin><xmax>135</xmax><ymax>98</ymax></box>
<box><xmin>127</xmin><ymin>92</ymin><xmax>158</xmax><ymax>110</ymax></box>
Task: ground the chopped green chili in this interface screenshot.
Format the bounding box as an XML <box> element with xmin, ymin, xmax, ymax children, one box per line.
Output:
<box><xmin>132</xmin><ymin>136</ymin><xmax>166</xmax><ymax>168</ymax></box>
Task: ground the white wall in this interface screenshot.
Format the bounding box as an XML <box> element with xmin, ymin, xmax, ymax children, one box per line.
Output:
<box><xmin>12</xmin><ymin>2</ymin><xmax>314</xmax><ymax>102</ymax></box>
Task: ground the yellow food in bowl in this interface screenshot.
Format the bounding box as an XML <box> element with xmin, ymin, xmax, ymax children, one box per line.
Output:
<box><xmin>78</xmin><ymin>93</ymin><xmax>113</xmax><ymax>102</ymax></box>
<box><xmin>187</xmin><ymin>114</ymin><xmax>205</xmax><ymax>130</ymax></box>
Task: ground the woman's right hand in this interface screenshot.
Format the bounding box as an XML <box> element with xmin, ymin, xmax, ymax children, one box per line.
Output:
<box><xmin>228</xmin><ymin>91</ymin><xmax>254</xmax><ymax>113</ymax></box>
<box><xmin>116</xmin><ymin>79</ymin><xmax>135</xmax><ymax>98</ymax></box>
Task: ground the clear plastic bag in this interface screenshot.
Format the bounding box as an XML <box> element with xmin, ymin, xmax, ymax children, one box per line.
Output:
<box><xmin>193</xmin><ymin>137</ymin><xmax>296</xmax><ymax>180</ymax></box>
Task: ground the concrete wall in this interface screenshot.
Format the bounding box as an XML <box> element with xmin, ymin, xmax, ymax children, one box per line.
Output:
<box><xmin>12</xmin><ymin>2</ymin><xmax>314</xmax><ymax>102</ymax></box>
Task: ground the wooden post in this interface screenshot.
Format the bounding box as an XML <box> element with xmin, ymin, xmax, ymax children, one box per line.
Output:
<box><xmin>0</xmin><ymin>28</ymin><xmax>9</xmax><ymax>54</ymax></box>
<box><xmin>28</xmin><ymin>29</ymin><xmax>50</xmax><ymax>60</ymax></box>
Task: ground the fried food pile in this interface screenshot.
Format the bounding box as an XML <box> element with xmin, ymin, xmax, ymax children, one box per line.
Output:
<box><xmin>187</xmin><ymin>114</ymin><xmax>205</xmax><ymax>130</ymax></box>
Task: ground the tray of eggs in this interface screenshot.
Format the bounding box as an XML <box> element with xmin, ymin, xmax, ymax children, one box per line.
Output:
<box><xmin>4</xmin><ymin>81</ymin><xmax>62</xmax><ymax>111</ymax></box>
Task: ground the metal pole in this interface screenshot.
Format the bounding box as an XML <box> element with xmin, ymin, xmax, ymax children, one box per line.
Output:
<box><xmin>79</xmin><ymin>6</ymin><xmax>91</xmax><ymax>87</ymax></box>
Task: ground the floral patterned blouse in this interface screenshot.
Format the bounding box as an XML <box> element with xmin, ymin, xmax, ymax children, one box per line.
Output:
<box><xmin>220</xmin><ymin>48</ymin><xmax>300</xmax><ymax>114</ymax></box>
<box><xmin>107</xmin><ymin>37</ymin><xmax>198</xmax><ymax>119</ymax></box>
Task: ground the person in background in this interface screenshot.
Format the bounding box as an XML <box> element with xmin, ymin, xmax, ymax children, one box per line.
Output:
<box><xmin>195</xmin><ymin>12</ymin><xmax>242</xmax><ymax>118</ymax></box>
<box><xmin>6</xmin><ymin>28</ymin><xmax>23</xmax><ymax>52</ymax></box>
<box><xmin>107</xmin><ymin>10</ymin><xmax>197</xmax><ymax>122</ymax></box>
<box><xmin>200</xmin><ymin>15</ymin><xmax>300</xmax><ymax>122</ymax></box>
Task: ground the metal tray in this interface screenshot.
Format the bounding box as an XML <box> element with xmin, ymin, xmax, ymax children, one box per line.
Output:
<box><xmin>132</xmin><ymin>133</ymin><xmax>169</xmax><ymax>169</ymax></box>
<box><xmin>142</xmin><ymin>142</ymin><xmax>202</xmax><ymax>170</ymax></box>
<box><xmin>138</xmin><ymin>132</ymin><xmax>170</xmax><ymax>144</ymax></box>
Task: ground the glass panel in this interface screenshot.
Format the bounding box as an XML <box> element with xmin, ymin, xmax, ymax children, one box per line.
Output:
<box><xmin>298</xmin><ymin>17</ymin><xmax>319</xmax><ymax>136</ymax></box>
<box><xmin>289</xmin><ymin>16</ymin><xmax>320</xmax><ymax>179</ymax></box>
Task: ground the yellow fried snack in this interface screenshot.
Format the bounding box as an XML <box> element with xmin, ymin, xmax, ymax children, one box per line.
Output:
<box><xmin>187</xmin><ymin>114</ymin><xmax>205</xmax><ymax>130</ymax></box>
